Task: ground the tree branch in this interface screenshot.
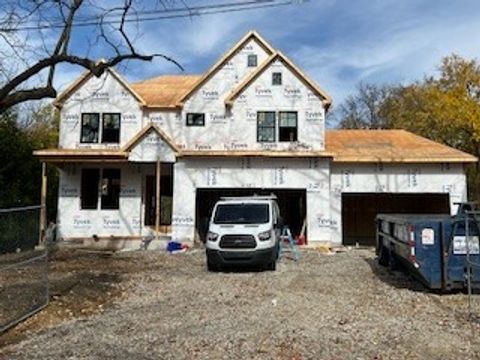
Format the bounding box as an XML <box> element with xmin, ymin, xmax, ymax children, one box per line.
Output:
<box><xmin>0</xmin><ymin>0</ymin><xmax>184</xmax><ymax>113</ymax></box>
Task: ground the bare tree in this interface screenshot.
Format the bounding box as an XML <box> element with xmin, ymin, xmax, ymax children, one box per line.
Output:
<box><xmin>337</xmin><ymin>82</ymin><xmax>391</xmax><ymax>129</ymax></box>
<box><xmin>0</xmin><ymin>0</ymin><xmax>182</xmax><ymax>113</ymax></box>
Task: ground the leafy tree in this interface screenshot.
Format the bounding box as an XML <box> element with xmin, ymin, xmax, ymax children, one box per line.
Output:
<box><xmin>0</xmin><ymin>110</ymin><xmax>39</xmax><ymax>207</ymax></box>
<box><xmin>381</xmin><ymin>55</ymin><xmax>480</xmax><ymax>155</ymax></box>
<box><xmin>0</xmin><ymin>106</ymin><xmax>59</xmax><ymax>220</ymax></box>
<box><xmin>337</xmin><ymin>54</ymin><xmax>480</xmax><ymax>200</ymax></box>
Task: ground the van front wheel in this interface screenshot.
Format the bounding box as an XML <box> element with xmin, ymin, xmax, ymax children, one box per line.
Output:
<box><xmin>207</xmin><ymin>257</ymin><xmax>220</xmax><ymax>272</ymax></box>
<box><xmin>266</xmin><ymin>260</ymin><xmax>276</xmax><ymax>271</ymax></box>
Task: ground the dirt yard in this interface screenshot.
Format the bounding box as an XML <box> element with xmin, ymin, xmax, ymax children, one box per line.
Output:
<box><xmin>0</xmin><ymin>247</ymin><xmax>479</xmax><ymax>359</ymax></box>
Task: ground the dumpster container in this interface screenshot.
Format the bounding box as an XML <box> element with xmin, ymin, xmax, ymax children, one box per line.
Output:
<box><xmin>376</xmin><ymin>211</ymin><xmax>480</xmax><ymax>290</ymax></box>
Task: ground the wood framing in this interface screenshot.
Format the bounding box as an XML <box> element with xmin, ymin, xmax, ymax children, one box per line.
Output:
<box><xmin>33</xmin><ymin>149</ymin><xmax>128</xmax><ymax>163</ymax></box>
<box><xmin>155</xmin><ymin>159</ymin><xmax>161</xmax><ymax>241</ymax></box>
<box><xmin>122</xmin><ymin>123</ymin><xmax>180</xmax><ymax>153</ymax></box>
<box><xmin>39</xmin><ymin>162</ymin><xmax>47</xmax><ymax>243</ymax></box>
<box><xmin>178</xmin><ymin>150</ymin><xmax>334</xmax><ymax>158</ymax></box>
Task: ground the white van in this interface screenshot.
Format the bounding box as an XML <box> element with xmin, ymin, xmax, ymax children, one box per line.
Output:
<box><xmin>205</xmin><ymin>195</ymin><xmax>283</xmax><ymax>271</ymax></box>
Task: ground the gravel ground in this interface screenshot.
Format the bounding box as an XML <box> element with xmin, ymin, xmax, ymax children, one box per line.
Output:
<box><xmin>1</xmin><ymin>247</ymin><xmax>480</xmax><ymax>359</ymax></box>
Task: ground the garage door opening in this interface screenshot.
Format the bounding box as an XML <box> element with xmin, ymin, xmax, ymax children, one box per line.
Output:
<box><xmin>342</xmin><ymin>193</ymin><xmax>450</xmax><ymax>246</ymax></box>
<box><xmin>195</xmin><ymin>188</ymin><xmax>306</xmax><ymax>243</ymax></box>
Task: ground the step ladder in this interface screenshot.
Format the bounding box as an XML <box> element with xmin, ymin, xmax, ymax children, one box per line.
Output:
<box><xmin>279</xmin><ymin>226</ymin><xmax>300</xmax><ymax>261</ymax></box>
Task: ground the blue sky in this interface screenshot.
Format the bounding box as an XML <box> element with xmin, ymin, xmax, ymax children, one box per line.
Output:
<box><xmin>52</xmin><ymin>0</ymin><xmax>480</xmax><ymax>111</ymax></box>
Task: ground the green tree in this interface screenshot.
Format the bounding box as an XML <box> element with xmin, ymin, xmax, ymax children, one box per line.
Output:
<box><xmin>0</xmin><ymin>110</ymin><xmax>39</xmax><ymax>207</ymax></box>
<box><xmin>0</xmin><ymin>105</ymin><xmax>59</xmax><ymax>220</ymax></box>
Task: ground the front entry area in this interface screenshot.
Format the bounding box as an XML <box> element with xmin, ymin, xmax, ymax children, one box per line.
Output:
<box><xmin>342</xmin><ymin>193</ymin><xmax>450</xmax><ymax>246</ymax></box>
<box><xmin>144</xmin><ymin>163</ymin><xmax>174</xmax><ymax>232</ymax></box>
<box><xmin>195</xmin><ymin>188</ymin><xmax>307</xmax><ymax>243</ymax></box>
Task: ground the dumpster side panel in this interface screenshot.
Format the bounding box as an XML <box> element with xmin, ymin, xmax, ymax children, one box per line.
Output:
<box><xmin>414</xmin><ymin>221</ymin><xmax>444</xmax><ymax>289</ymax></box>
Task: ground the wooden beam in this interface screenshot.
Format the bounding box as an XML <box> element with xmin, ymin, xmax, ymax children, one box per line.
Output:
<box><xmin>155</xmin><ymin>159</ymin><xmax>161</xmax><ymax>242</ymax></box>
<box><xmin>39</xmin><ymin>162</ymin><xmax>47</xmax><ymax>244</ymax></box>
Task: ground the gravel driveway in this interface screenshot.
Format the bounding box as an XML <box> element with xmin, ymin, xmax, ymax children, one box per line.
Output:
<box><xmin>1</xmin><ymin>247</ymin><xmax>479</xmax><ymax>359</ymax></box>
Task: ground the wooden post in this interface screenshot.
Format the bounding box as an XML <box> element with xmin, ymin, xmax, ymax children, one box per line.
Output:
<box><xmin>155</xmin><ymin>159</ymin><xmax>161</xmax><ymax>242</ymax></box>
<box><xmin>39</xmin><ymin>162</ymin><xmax>47</xmax><ymax>244</ymax></box>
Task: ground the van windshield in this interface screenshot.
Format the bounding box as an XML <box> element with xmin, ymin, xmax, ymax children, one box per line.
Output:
<box><xmin>213</xmin><ymin>203</ymin><xmax>270</xmax><ymax>224</ymax></box>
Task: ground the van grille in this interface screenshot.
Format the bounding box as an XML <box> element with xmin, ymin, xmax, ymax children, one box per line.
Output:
<box><xmin>219</xmin><ymin>235</ymin><xmax>256</xmax><ymax>249</ymax></box>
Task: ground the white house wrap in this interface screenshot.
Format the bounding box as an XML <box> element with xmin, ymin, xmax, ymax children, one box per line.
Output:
<box><xmin>35</xmin><ymin>30</ymin><xmax>477</xmax><ymax>249</ymax></box>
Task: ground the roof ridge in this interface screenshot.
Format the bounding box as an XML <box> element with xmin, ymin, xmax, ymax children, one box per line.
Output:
<box><xmin>132</xmin><ymin>74</ymin><xmax>202</xmax><ymax>85</ymax></box>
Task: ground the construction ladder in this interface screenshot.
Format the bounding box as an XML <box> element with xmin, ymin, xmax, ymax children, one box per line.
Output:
<box><xmin>279</xmin><ymin>226</ymin><xmax>300</xmax><ymax>261</ymax></box>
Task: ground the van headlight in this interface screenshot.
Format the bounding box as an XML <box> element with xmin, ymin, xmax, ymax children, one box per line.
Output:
<box><xmin>258</xmin><ymin>230</ymin><xmax>272</xmax><ymax>241</ymax></box>
<box><xmin>207</xmin><ymin>231</ymin><xmax>219</xmax><ymax>242</ymax></box>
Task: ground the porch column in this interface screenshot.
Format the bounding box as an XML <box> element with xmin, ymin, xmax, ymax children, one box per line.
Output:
<box><xmin>39</xmin><ymin>162</ymin><xmax>47</xmax><ymax>244</ymax></box>
<box><xmin>155</xmin><ymin>159</ymin><xmax>161</xmax><ymax>241</ymax></box>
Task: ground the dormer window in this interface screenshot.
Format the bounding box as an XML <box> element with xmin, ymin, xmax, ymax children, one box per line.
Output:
<box><xmin>247</xmin><ymin>54</ymin><xmax>258</xmax><ymax>67</ymax></box>
<box><xmin>272</xmin><ymin>72</ymin><xmax>282</xmax><ymax>85</ymax></box>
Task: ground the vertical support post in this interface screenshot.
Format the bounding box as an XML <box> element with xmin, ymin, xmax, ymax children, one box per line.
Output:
<box><xmin>155</xmin><ymin>159</ymin><xmax>161</xmax><ymax>242</ymax></box>
<box><xmin>39</xmin><ymin>162</ymin><xmax>47</xmax><ymax>244</ymax></box>
<box><xmin>466</xmin><ymin>212</ymin><xmax>472</xmax><ymax>318</ymax></box>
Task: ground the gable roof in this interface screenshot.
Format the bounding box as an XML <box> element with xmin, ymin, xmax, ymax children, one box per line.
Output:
<box><xmin>130</xmin><ymin>75</ymin><xmax>201</xmax><ymax>109</ymax></box>
<box><xmin>225</xmin><ymin>51</ymin><xmax>333</xmax><ymax>109</ymax></box>
<box><xmin>54</xmin><ymin>67</ymin><xmax>146</xmax><ymax>108</ymax></box>
<box><xmin>122</xmin><ymin>123</ymin><xmax>180</xmax><ymax>154</ymax></box>
<box><xmin>325</xmin><ymin>129</ymin><xmax>478</xmax><ymax>163</ymax></box>
<box><xmin>175</xmin><ymin>30</ymin><xmax>275</xmax><ymax>107</ymax></box>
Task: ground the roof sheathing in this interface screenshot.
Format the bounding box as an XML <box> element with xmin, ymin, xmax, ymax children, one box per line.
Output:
<box><xmin>130</xmin><ymin>75</ymin><xmax>201</xmax><ymax>109</ymax></box>
<box><xmin>325</xmin><ymin>129</ymin><xmax>478</xmax><ymax>163</ymax></box>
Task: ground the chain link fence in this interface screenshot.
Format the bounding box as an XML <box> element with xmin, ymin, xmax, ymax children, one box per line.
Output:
<box><xmin>0</xmin><ymin>205</ymin><xmax>49</xmax><ymax>333</ymax></box>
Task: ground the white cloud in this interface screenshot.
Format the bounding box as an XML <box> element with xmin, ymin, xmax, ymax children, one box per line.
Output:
<box><xmin>8</xmin><ymin>0</ymin><xmax>480</xmax><ymax>109</ymax></box>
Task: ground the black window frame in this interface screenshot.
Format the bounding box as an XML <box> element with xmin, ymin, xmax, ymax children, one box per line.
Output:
<box><xmin>81</xmin><ymin>168</ymin><xmax>100</xmax><ymax>210</ymax></box>
<box><xmin>101</xmin><ymin>113</ymin><xmax>121</xmax><ymax>144</ymax></box>
<box><xmin>186</xmin><ymin>113</ymin><xmax>205</xmax><ymax>127</ymax></box>
<box><xmin>272</xmin><ymin>72</ymin><xmax>282</xmax><ymax>86</ymax></box>
<box><xmin>257</xmin><ymin>111</ymin><xmax>276</xmax><ymax>143</ymax></box>
<box><xmin>100</xmin><ymin>168</ymin><xmax>121</xmax><ymax>210</ymax></box>
<box><xmin>279</xmin><ymin>111</ymin><xmax>298</xmax><ymax>142</ymax></box>
<box><xmin>80</xmin><ymin>113</ymin><xmax>100</xmax><ymax>144</ymax></box>
<box><xmin>247</xmin><ymin>54</ymin><xmax>258</xmax><ymax>67</ymax></box>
